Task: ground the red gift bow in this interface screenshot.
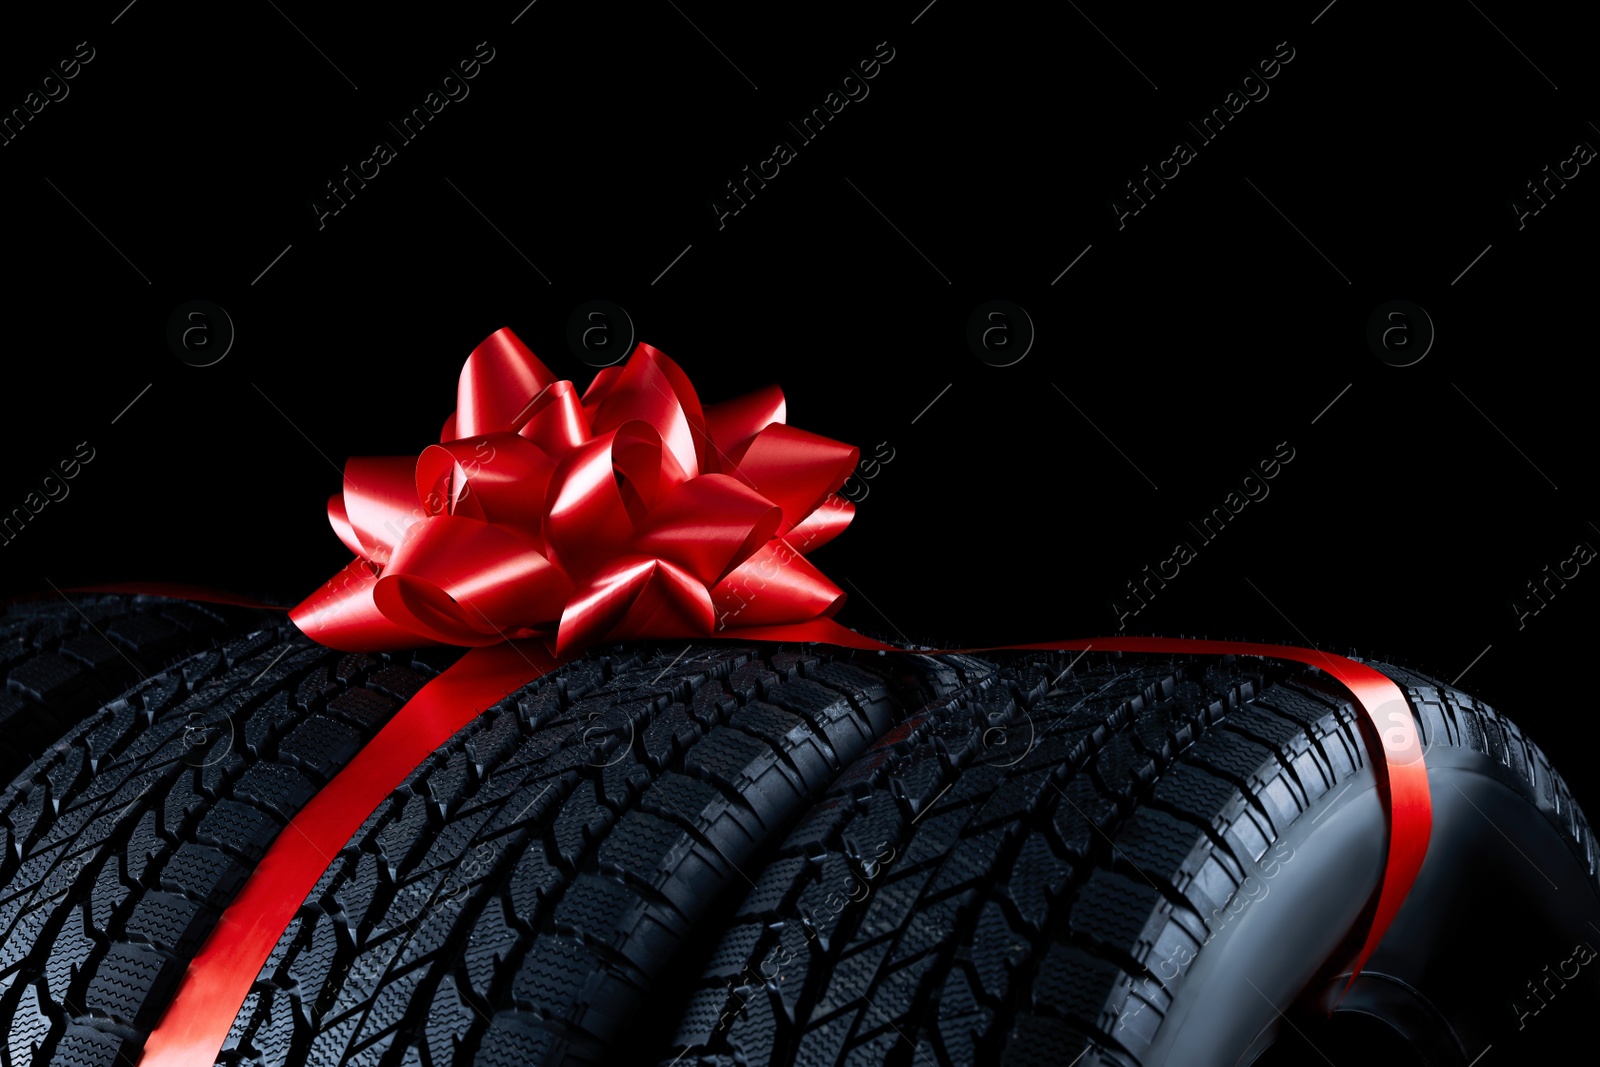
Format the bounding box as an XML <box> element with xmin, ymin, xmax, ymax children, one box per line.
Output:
<box><xmin>290</xmin><ymin>328</ymin><xmax>861</xmax><ymax>657</ymax></box>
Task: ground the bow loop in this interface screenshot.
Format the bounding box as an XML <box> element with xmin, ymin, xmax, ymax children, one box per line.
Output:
<box><xmin>374</xmin><ymin>516</ymin><xmax>569</xmax><ymax>646</ymax></box>
<box><xmin>635</xmin><ymin>473</ymin><xmax>783</xmax><ymax>586</ymax></box>
<box><xmin>737</xmin><ymin>424</ymin><xmax>859</xmax><ymax>534</ymax></box>
<box><xmin>703</xmin><ymin>384</ymin><xmax>786</xmax><ymax>467</ymax></box>
<box><xmin>517</xmin><ymin>380</ymin><xmax>591</xmax><ymax>454</ymax></box>
<box><xmin>341</xmin><ymin>456</ymin><xmax>427</xmax><ymax>565</ymax></box>
<box><xmin>415</xmin><ymin>433</ymin><xmax>554</xmax><ymax>536</ymax></box>
<box><xmin>587</xmin><ymin>344</ymin><xmax>706</xmax><ymax>477</ymax></box>
<box><xmin>454</xmin><ymin>327</ymin><xmax>560</xmax><ymax>438</ymax></box>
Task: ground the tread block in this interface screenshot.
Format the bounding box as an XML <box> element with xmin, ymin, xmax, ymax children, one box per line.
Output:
<box><xmin>52</xmin><ymin>1023</ymin><xmax>143</xmax><ymax>1067</ymax></box>
<box><xmin>231</xmin><ymin>763</ymin><xmax>316</xmax><ymax>820</ymax></box>
<box><xmin>278</xmin><ymin>715</ymin><xmax>363</xmax><ymax>779</ymax></box>
<box><xmin>684</xmin><ymin>729</ymin><xmax>771</xmax><ymax>792</ymax></box>
<box><xmin>327</xmin><ymin>686</ymin><xmax>398</xmax><ymax>730</ymax></box>
<box><xmin>335</xmin><ymin>654</ymin><xmax>377</xmax><ymax>684</ymax></box>
<box><xmin>84</xmin><ymin>940</ymin><xmax>180</xmax><ymax>1028</ymax></box>
<box><xmin>125</xmin><ymin>890</ymin><xmax>215</xmax><ymax>956</ymax></box>
<box><xmin>369</xmin><ymin>665</ymin><xmax>429</xmax><ymax>703</ymax></box>
<box><xmin>476</xmin><ymin>1011</ymin><xmax>558</xmax><ymax>1067</ymax></box>
<box><xmin>10</xmin><ymin>653</ymin><xmax>87</xmax><ymax>702</ymax></box>
<box><xmin>60</xmin><ymin>635</ymin><xmax>125</xmax><ymax>671</ymax></box>
<box><xmin>159</xmin><ymin>842</ymin><xmax>249</xmax><ymax>901</ymax></box>
<box><xmin>1001</xmin><ymin>1015</ymin><xmax>1102</xmax><ymax>1067</ymax></box>
<box><xmin>106</xmin><ymin>614</ymin><xmax>181</xmax><ymax>654</ymax></box>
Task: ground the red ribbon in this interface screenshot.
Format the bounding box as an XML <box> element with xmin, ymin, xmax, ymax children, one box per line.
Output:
<box><xmin>140</xmin><ymin>331</ymin><xmax>1431</xmax><ymax>1064</ymax></box>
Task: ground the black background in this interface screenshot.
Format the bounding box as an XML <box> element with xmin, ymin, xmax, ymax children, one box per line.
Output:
<box><xmin>2</xmin><ymin>0</ymin><xmax>1596</xmax><ymax>822</ymax></box>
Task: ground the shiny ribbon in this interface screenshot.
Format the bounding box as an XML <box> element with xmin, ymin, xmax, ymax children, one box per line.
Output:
<box><xmin>141</xmin><ymin>331</ymin><xmax>1431</xmax><ymax>1065</ymax></box>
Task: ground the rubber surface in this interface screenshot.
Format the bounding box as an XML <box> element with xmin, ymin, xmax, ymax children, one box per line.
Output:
<box><xmin>4</xmin><ymin>607</ymin><xmax>1594</xmax><ymax>1066</ymax></box>
<box><xmin>0</xmin><ymin>619</ymin><xmax>456</xmax><ymax>1066</ymax></box>
<box><xmin>0</xmin><ymin>595</ymin><xmax>271</xmax><ymax>789</ymax></box>
<box><xmin>657</xmin><ymin>650</ymin><xmax>1598</xmax><ymax>1066</ymax></box>
<box><xmin>210</xmin><ymin>641</ymin><xmax>972</xmax><ymax>1067</ymax></box>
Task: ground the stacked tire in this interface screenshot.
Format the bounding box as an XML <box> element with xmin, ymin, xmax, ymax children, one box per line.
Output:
<box><xmin>1</xmin><ymin>598</ymin><xmax>1595</xmax><ymax>1066</ymax></box>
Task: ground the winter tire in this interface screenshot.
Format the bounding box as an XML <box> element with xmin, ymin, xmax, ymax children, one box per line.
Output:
<box><xmin>0</xmin><ymin>605</ymin><xmax>966</xmax><ymax>1067</ymax></box>
<box><xmin>659</xmin><ymin>651</ymin><xmax>1599</xmax><ymax>1067</ymax></box>
<box><xmin>3</xmin><ymin>609</ymin><xmax>1595</xmax><ymax>1066</ymax></box>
